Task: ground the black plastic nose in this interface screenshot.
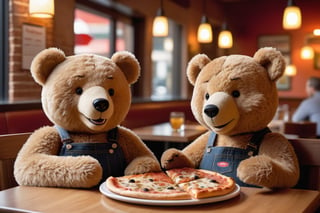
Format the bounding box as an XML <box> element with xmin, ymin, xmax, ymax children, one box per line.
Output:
<box><xmin>204</xmin><ymin>104</ymin><xmax>219</xmax><ymax>118</ymax></box>
<box><xmin>93</xmin><ymin>98</ymin><xmax>109</xmax><ymax>112</ymax></box>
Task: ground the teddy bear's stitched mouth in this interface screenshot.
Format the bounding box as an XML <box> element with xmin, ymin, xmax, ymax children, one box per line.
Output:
<box><xmin>214</xmin><ymin>119</ymin><xmax>234</xmax><ymax>129</ymax></box>
<box><xmin>88</xmin><ymin>118</ymin><xmax>106</xmax><ymax>125</ymax></box>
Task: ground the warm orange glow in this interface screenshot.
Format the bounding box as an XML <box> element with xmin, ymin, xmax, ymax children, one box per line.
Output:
<box><xmin>285</xmin><ymin>65</ymin><xmax>297</xmax><ymax>76</ymax></box>
<box><xmin>29</xmin><ymin>0</ymin><xmax>54</xmax><ymax>18</ymax></box>
<box><xmin>282</xmin><ymin>6</ymin><xmax>301</xmax><ymax>30</ymax></box>
<box><xmin>218</xmin><ymin>30</ymin><xmax>233</xmax><ymax>48</ymax></box>
<box><xmin>300</xmin><ymin>46</ymin><xmax>314</xmax><ymax>60</ymax></box>
<box><xmin>313</xmin><ymin>29</ymin><xmax>320</xmax><ymax>36</ymax></box>
<box><xmin>153</xmin><ymin>16</ymin><xmax>169</xmax><ymax>37</ymax></box>
<box><xmin>197</xmin><ymin>23</ymin><xmax>212</xmax><ymax>43</ymax></box>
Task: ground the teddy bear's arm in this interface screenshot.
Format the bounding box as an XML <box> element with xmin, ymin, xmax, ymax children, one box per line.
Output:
<box><xmin>14</xmin><ymin>126</ymin><xmax>102</xmax><ymax>188</ymax></box>
<box><xmin>161</xmin><ymin>131</ymin><xmax>210</xmax><ymax>169</ymax></box>
<box><xmin>117</xmin><ymin>126</ymin><xmax>161</xmax><ymax>175</ymax></box>
<box><xmin>237</xmin><ymin>132</ymin><xmax>300</xmax><ymax>188</ymax></box>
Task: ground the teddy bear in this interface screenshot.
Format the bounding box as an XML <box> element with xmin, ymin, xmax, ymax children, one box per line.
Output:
<box><xmin>161</xmin><ymin>47</ymin><xmax>299</xmax><ymax>188</ymax></box>
<box><xmin>14</xmin><ymin>48</ymin><xmax>161</xmax><ymax>188</ymax></box>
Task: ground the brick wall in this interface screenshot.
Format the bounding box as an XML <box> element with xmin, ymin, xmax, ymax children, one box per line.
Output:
<box><xmin>8</xmin><ymin>0</ymin><xmax>74</xmax><ymax>102</ymax></box>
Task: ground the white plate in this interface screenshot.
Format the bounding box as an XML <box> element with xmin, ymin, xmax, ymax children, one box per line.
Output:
<box><xmin>99</xmin><ymin>182</ymin><xmax>240</xmax><ymax>206</ymax></box>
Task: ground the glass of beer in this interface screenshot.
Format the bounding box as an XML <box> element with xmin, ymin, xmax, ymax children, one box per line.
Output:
<box><xmin>170</xmin><ymin>112</ymin><xmax>185</xmax><ymax>131</ymax></box>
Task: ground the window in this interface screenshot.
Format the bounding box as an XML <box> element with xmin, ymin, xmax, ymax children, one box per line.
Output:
<box><xmin>151</xmin><ymin>19</ymin><xmax>182</xmax><ymax>100</ymax></box>
<box><xmin>74</xmin><ymin>5</ymin><xmax>134</xmax><ymax>57</ymax></box>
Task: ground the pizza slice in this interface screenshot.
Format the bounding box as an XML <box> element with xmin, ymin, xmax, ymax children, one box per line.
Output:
<box><xmin>166</xmin><ymin>168</ymin><xmax>236</xmax><ymax>199</ymax></box>
<box><xmin>165</xmin><ymin>167</ymin><xmax>201</xmax><ymax>184</ymax></box>
<box><xmin>106</xmin><ymin>171</ymin><xmax>191</xmax><ymax>200</ymax></box>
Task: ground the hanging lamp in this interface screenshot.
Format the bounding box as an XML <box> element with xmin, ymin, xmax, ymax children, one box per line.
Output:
<box><xmin>300</xmin><ymin>45</ymin><xmax>314</xmax><ymax>60</ymax></box>
<box><xmin>218</xmin><ymin>23</ymin><xmax>233</xmax><ymax>48</ymax></box>
<box><xmin>197</xmin><ymin>0</ymin><xmax>212</xmax><ymax>43</ymax></box>
<box><xmin>29</xmin><ymin>0</ymin><xmax>54</xmax><ymax>18</ymax></box>
<box><xmin>313</xmin><ymin>29</ymin><xmax>320</xmax><ymax>36</ymax></box>
<box><xmin>282</xmin><ymin>0</ymin><xmax>301</xmax><ymax>30</ymax></box>
<box><xmin>153</xmin><ymin>0</ymin><xmax>169</xmax><ymax>37</ymax></box>
<box><xmin>285</xmin><ymin>64</ymin><xmax>297</xmax><ymax>76</ymax></box>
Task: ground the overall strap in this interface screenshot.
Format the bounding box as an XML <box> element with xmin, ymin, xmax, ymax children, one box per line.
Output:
<box><xmin>205</xmin><ymin>132</ymin><xmax>217</xmax><ymax>153</ymax></box>
<box><xmin>107</xmin><ymin>127</ymin><xmax>118</xmax><ymax>143</ymax></box>
<box><xmin>246</xmin><ymin>127</ymin><xmax>271</xmax><ymax>156</ymax></box>
<box><xmin>54</xmin><ymin>125</ymin><xmax>73</xmax><ymax>144</ymax></box>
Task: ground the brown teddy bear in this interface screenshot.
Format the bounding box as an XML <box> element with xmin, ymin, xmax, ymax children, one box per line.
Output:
<box><xmin>14</xmin><ymin>48</ymin><xmax>161</xmax><ymax>188</ymax></box>
<box><xmin>161</xmin><ymin>47</ymin><xmax>299</xmax><ymax>188</ymax></box>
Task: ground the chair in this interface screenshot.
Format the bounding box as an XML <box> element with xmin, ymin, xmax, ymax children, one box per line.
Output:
<box><xmin>289</xmin><ymin>138</ymin><xmax>320</xmax><ymax>190</ymax></box>
<box><xmin>284</xmin><ymin>122</ymin><xmax>317</xmax><ymax>138</ymax></box>
<box><xmin>0</xmin><ymin>133</ymin><xmax>30</xmax><ymax>190</ymax></box>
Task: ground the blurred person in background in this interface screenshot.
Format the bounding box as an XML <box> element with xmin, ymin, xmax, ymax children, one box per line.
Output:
<box><xmin>292</xmin><ymin>76</ymin><xmax>320</xmax><ymax>137</ymax></box>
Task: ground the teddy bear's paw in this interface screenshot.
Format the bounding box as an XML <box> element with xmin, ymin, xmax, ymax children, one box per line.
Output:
<box><xmin>66</xmin><ymin>157</ymin><xmax>103</xmax><ymax>188</ymax></box>
<box><xmin>160</xmin><ymin>148</ymin><xmax>194</xmax><ymax>170</ymax></box>
<box><xmin>237</xmin><ymin>156</ymin><xmax>273</xmax><ymax>187</ymax></box>
<box><xmin>124</xmin><ymin>156</ymin><xmax>161</xmax><ymax>175</ymax></box>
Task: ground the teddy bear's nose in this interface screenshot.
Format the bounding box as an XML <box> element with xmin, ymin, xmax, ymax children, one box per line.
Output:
<box><xmin>204</xmin><ymin>104</ymin><xmax>219</xmax><ymax>118</ymax></box>
<box><xmin>93</xmin><ymin>98</ymin><xmax>109</xmax><ymax>112</ymax></box>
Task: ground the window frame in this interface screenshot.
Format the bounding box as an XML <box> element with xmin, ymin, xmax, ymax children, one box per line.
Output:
<box><xmin>0</xmin><ymin>0</ymin><xmax>9</xmax><ymax>101</ymax></box>
<box><xmin>76</xmin><ymin>1</ymin><xmax>134</xmax><ymax>57</ymax></box>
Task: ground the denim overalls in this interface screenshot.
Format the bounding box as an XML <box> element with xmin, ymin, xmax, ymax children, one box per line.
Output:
<box><xmin>199</xmin><ymin>127</ymin><xmax>271</xmax><ymax>187</ymax></box>
<box><xmin>56</xmin><ymin>125</ymin><xmax>127</xmax><ymax>182</ymax></box>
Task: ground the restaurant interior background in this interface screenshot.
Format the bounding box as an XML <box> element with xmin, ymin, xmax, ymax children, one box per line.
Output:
<box><xmin>1</xmin><ymin>0</ymin><xmax>320</xmax><ymax>112</ymax></box>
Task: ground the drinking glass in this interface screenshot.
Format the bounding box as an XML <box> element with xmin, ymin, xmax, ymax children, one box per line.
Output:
<box><xmin>170</xmin><ymin>112</ymin><xmax>185</xmax><ymax>131</ymax></box>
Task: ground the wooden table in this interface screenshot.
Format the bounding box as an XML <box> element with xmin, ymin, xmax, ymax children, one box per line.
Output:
<box><xmin>0</xmin><ymin>186</ymin><xmax>319</xmax><ymax>213</ymax></box>
<box><xmin>133</xmin><ymin>122</ymin><xmax>207</xmax><ymax>159</ymax></box>
<box><xmin>133</xmin><ymin>122</ymin><xmax>207</xmax><ymax>143</ymax></box>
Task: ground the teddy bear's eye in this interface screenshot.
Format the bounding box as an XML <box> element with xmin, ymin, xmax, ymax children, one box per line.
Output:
<box><xmin>231</xmin><ymin>90</ymin><xmax>240</xmax><ymax>98</ymax></box>
<box><xmin>205</xmin><ymin>93</ymin><xmax>210</xmax><ymax>100</ymax></box>
<box><xmin>75</xmin><ymin>87</ymin><xmax>83</xmax><ymax>95</ymax></box>
<box><xmin>108</xmin><ymin>88</ymin><xmax>115</xmax><ymax>96</ymax></box>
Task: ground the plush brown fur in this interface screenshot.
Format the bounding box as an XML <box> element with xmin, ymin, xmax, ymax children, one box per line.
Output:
<box><xmin>161</xmin><ymin>47</ymin><xmax>299</xmax><ymax>188</ymax></box>
<box><xmin>14</xmin><ymin>48</ymin><xmax>161</xmax><ymax>188</ymax></box>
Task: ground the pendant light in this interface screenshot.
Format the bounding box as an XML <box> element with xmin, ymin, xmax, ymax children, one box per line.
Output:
<box><xmin>29</xmin><ymin>0</ymin><xmax>54</xmax><ymax>18</ymax></box>
<box><xmin>218</xmin><ymin>23</ymin><xmax>233</xmax><ymax>48</ymax></box>
<box><xmin>313</xmin><ymin>29</ymin><xmax>320</xmax><ymax>36</ymax></box>
<box><xmin>197</xmin><ymin>0</ymin><xmax>212</xmax><ymax>43</ymax></box>
<box><xmin>300</xmin><ymin>45</ymin><xmax>314</xmax><ymax>60</ymax></box>
<box><xmin>285</xmin><ymin>64</ymin><xmax>297</xmax><ymax>76</ymax></box>
<box><xmin>282</xmin><ymin>0</ymin><xmax>301</xmax><ymax>30</ymax></box>
<box><xmin>153</xmin><ymin>0</ymin><xmax>169</xmax><ymax>37</ymax></box>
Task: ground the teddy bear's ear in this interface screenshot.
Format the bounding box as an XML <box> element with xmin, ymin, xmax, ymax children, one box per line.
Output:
<box><xmin>186</xmin><ymin>54</ymin><xmax>211</xmax><ymax>85</ymax></box>
<box><xmin>111</xmin><ymin>51</ymin><xmax>141</xmax><ymax>84</ymax></box>
<box><xmin>30</xmin><ymin>48</ymin><xmax>66</xmax><ymax>86</ymax></box>
<box><xmin>253</xmin><ymin>47</ymin><xmax>286</xmax><ymax>81</ymax></box>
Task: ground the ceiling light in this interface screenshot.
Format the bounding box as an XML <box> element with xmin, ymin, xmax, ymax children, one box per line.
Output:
<box><xmin>283</xmin><ymin>0</ymin><xmax>301</xmax><ymax>30</ymax></box>
<box><xmin>313</xmin><ymin>29</ymin><xmax>320</xmax><ymax>36</ymax></box>
<box><xmin>29</xmin><ymin>0</ymin><xmax>54</xmax><ymax>18</ymax></box>
<box><xmin>197</xmin><ymin>0</ymin><xmax>212</xmax><ymax>43</ymax></box>
<box><xmin>197</xmin><ymin>16</ymin><xmax>213</xmax><ymax>43</ymax></box>
<box><xmin>300</xmin><ymin>46</ymin><xmax>314</xmax><ymax>60</ymax></box>
<box><xmin>218</xmin><ymin>24</ymin><xmax>233</xmax><ymax>48</ymax></box>
<box><xmin>285</xmin><ymin>64</ymin><xmax>297</xmax><ymax>76</ymax></box>
<box><xmin>152</xmin><ymin>0</ymin><xmax>169</xmax><ymax>37</ymax></box>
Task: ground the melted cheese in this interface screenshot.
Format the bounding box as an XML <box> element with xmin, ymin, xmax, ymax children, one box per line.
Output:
<box><xmin>178</xmin><ymin>178</ymin><xmax>219</xmax><ymax>190</ymax></box>
<box><xmin>118</xmin><ymin>178</ymin><xmax>181</xmax><ymax>193</ymax></box>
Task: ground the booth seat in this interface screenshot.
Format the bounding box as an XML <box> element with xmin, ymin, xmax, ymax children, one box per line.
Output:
<box><xmin>0</xmin><ymin>100</ymin><xmax>195</xmax><ymax>135</ymax></box>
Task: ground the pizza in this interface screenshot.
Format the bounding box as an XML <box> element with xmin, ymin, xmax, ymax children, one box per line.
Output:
<box><xmin>166</xmin><ymin>168</ymin><xmax>236</xmax><ymax>199</ymax></box>
<box><xmin>105</xmin><ymin>167</ymin><xmax>236</xmax><ymax>200</ymax></box>
<box><xmin>106</xmin><ymin>171</ymin><xmax>191</xmax><ymax>200</ymax></box>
